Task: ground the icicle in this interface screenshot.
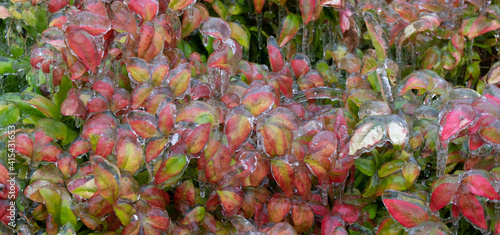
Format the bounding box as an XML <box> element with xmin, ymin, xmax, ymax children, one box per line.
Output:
<box><xmin>377</xmin><ymin>63</ymin><xmax>394</xmax><ymax>107</ymax></box>
<box><xmin>331</xmin><ymin>181</ymin><xmax>346</xmax><ymax>202</ymax></box>
<box><xmin>256</xmin><ymin>12</ymin><xmax>263</xmax><ymax>63</ymax></box>
<box><xmin>495</xmin><ymin>30</ymin><xmax>500</xmax><ymax>57</ymax></box>
<box><xmin>302</xmin><ymin>23</ymin><xmax>314</xmax><ymax>63</ymax></box>
<box><xmin>396</xmin><ymin>44</ymin><xmax>403</xmax><ymax>83</ymax></box>
<box><xmin>451</xmin><ymin>215</ymin><xmax>459</xmax><ymax>235</ymax></box>
<box><xmin>199</xmin><ymin>170</ymin><xmax>206</xmax><ymax>198</ymax></box>
<box><xmin>410</xmin><ymin>42</ymin><xmax>416</xmax><ymax>71</ymax></box>
<box><xmin>203</xmin><ymin>35</ymin><xmax>209</xmax><ymax>47</ymax></box>
<box><xmin>320</xmin><ymin>184</ymin><xmax>329</xmax><ymax>205</ymax></box>
<box><xmin>436</xmin><ymin>141</ymin><xmax>448</xmax><ymax>177</ymax></box>
<box><xmin>187</xmin><ymin>1</ymin><xmax>196</xmax><ymax>20</ymax></box>
<box><xmin>468</xmin><ymin>38</ymin><xmax>474</xmax><ymax>65</ymax></box>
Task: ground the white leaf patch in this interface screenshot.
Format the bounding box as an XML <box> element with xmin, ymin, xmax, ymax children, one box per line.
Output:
<box><xmin>349</xmin><ymin>123</ymin><xmax>384</xmax><ymax>156</ymax></box>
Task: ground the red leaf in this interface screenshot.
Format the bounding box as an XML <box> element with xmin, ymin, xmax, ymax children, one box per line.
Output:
<box><xmin>462</xmin><ymin>174</ymin><xmax>500</xmax><ymax>200</ymax></box>
<box><xmin>185</xmin><ymin>122</ymin><xmax>212</xmax><ymax>154</ymax></box>
<box><xmin>291</xmin><ymin>53</ymin><xmax>311</xmax><ymax>78</ymax></box>
<box><xmin>217</xmin><ymin>187</ymin><xmax>244</xmax><ymax>217</ymax></box>
<box><xmin>300</xmin><ymin>0</ymin><xmax>316</xmax><ymax>25</ymax></box>
<box><xmin>65</xmin><ymin>26</ymin><xmax>100</xmax><ymax>73</ymax></box>
<box><xmin>267</xmin><ymin>36</ymin><xmax>284</xmax><ymax>72</ymax></box>
<box><xmin>48</xmin><ymin>0</ymin><xmax>69</xmax><ymax>13</ymax></box>
<box><xmin>292</xmin><ymin>201</ymin><xmax>314</xmax><ymax>233</ymax></box>
<box><xmin>145</xmin><ymin>138</ymin><xmax>168</xmax><ymax>163</ymax></box>
<box><xmin>458</xmin><ymin>190</ymin><xmax>487</xmax><ymax>230</ymax></box>
<box><xmin>382</xmin><ymin>190</ymin><xmax>430</xmax><ymax>228</ymax></box>
<box><xmin>128</xmin><ymin>0</ymin><xmax>158</xmax><ymax>21</ymax></box>
<box><xmin>225</xmin><ymin>110</ymin><xmax>252</xmax><ymax>153</ymax></box>
<box><xmin>128</xmin><ymin>111</ymin><xmax>161</xmax><ymax>138</ymax></box>
<box><xmin>110</xmin><ymin>2</ymin><xmax>137</xmax><ymax>37</ymax></box>
<box><xmin>268</xmin><ymin>194</ymin><xmax>291</xmax><ymax>223</ymax></box>
<box><xmin>181</xmin><ymin>3</ymin><xmax>209</xmax><ymax>38</ymax></box>
<box><xmin>241</xmin><ymin>85</ymin><xmax>276</xmax><ymax>116</ymax></box>
<box><xmin>331</xmin><ymin>203</ymin><xmax>359</xmax><ymax>224</ymax></box>
<box><xmin>440</xmin><ymin>104</ymin><xmax>475</xmax><ymax>143</ymax></box>
<box><xmin>115</xmin><ymin>138</ymin><xmax>143</xmax><ymax>174</ymax></box>
<box><xmin>430</xmin><ymin>175</ymin><xmax>459</xmax><ymax>212</ymax></box>
<box><xmin>321</xmin><ymin>215</ymin><xmax>347</xmax><ymax>235</ymax></box>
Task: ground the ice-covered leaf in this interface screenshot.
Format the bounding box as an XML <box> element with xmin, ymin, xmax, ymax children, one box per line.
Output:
<box><xmin>181</xmin><ymin>3</ymin><xmax>209</xmax><ymax>38</ymax></box>
<box><xmin>271</xmin><ymin>159</ymin><xmax>294</xmax><ymax>197</ymax></box>
<box><xmin>169</xmin><ymin>0</ymin><xmax>195</xmax><ymax>11</ymax></box>
<box><xmin>65</xmin><ymin>26</ymin><xmax>100</xmax><ymax>73</ymax></box>
<box><xmin>217</xmin><ymin>187</ymin><xmax>244</xmax><ymax>217</ymax></box>
<box><xmin>278</xmin><ymin>14</ymin><xmax>301</xmax><ymax>47</ymax></box>
<box><xmin>128</xmin><ymin>0</ymin><xmax>158</xmax><ymax>21</ymax></box>
<box><xmin>128</xmin><ymin>111</ymin><xmax>161</xmax><ymax>138</ymax></box>
<box><xmin>382</xmin><ymin>190</ymin><xmax>430</xmax><ymax>228</ymax></box>
<box><xmin>364</xmin><ymin>12</ymin><xmax>388</xmax><ymax>61</ymax></box>
<box><xmin>115</xmin><ymin>138</ymin><xmax>143</xmax><ymax>174</ymax></box>
<box><xmin>461</xmin><ymin>14</ymin><xmax>500</xmax><ymax>39</ymax></box>
<box><xmin>292</xmin><ymin>201</ymin><xmax>314</xmax><ymax>233</ymax></box>
<box><xmin>155</xmin><ymin>155</ymin><xmax>188</xmax><ymax>185</ymax></box>
<box><xmin>458</xmin><ymin>189</ymin><xmax>487</xmax><ymax>230</ymax></box>
<box><xmin>92</xmin><ymin>156</ymin><xmax>121</xmax><ymax>204</ymax></box>
<box><xmin>241</xmin><ymin>85</ymin><xmax>276</xmax><ymax>116</ymax></box>
<box><xmin>439</xmin><ymin>104</ymin><xmax>475</xmax><ymax>143</ymax></box>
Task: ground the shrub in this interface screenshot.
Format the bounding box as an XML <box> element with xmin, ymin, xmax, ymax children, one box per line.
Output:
<box><xmin>1</xmin><ymin>0</ymin><xmax>500</xmax><ymax>234</ymax></box>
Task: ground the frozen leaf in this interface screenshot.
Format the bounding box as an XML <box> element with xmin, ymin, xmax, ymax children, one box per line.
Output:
<box><xmin>128</xmin><ymin>0</ymin><xmax>158</xmax><ymax>21</ymax></box>
<box><xmin>92</xmin><ymin>156</ymin><xmax>121</xmax><ymax>204</ymax></box>
<box><xmin>259</xmin><ymin>124</ymin><xmax>292</xmax><ymax>157</ymax></box>
<box><xmin>225</xmin><ymin>108</ymin><xmax>252</xmax><ymax>152</ymax></box>
<box><xmin>146</xmin><ymin>138</ymin><xmax>168</xmax><ymax>163</ymax></box>
<box><xmin>168</xmin><ymin>63</ymin><xmax>191</xmax><ymax>97</ymax></box>
<box><xmin>229</xmin><ymin>22</ymin><xmax>250</xmax><ymax>49</ymax></box>
<box><xmin>321</xmin><ymin>215</ymin><xmax>347</xmax><ymax>235</ymax></box>
<box><xmin>268</xmin><ymin>194</ymin><xmax>291</xmax><ymax>223</ymax></box>
<box><xmin>217</xmin><ymin>187</ymin><xmax>244</xmax><ymax>217</ymax></box>
<box><xmin>439</xmin><ymin>104</ymin><xmax>475</xmax><ymax>143</ymax></box>
<box><xmin>180</xmin><ymin>206</ymin><xmax>206</xmax><ymax>225</ymax></box>
<box><xmin>158</xmin><ymin>101</ymin><xmax>175</xmax><ymax>136</ymax></box>
<box><xmin>115</xmin><ymin>138</ymin><xmax>143</xmax><ymax>174</ymax></box>
<box><xmin>398</xmin><ymin>13</ymin><xmax>440</xmax><ymax>46</ymax></box>
<box><xmin>176</xmin><ymin>101</ymin><xmax>219</xmax><ymax>126</ymax></box>
<box><xmin>479</xmin><ymin>120</ymin><xmax>500</xmax><ymax>145</ymax></box>
<box><xmin>376</xmin><ymin>218</ymin><xmax>405</xmax><ymax>235</ymax></box>
<box><xmin>300</xmin><ymin>0</ymin><xmax>316</xmax><ymax>25</ymax></box>
<box><xmin>241</xmin><ymin>85</ymin><xmax>276</xmax><ymax>116</ymax></box>
<box><xmin>378</xmin><ymin>159</ymin><xmax>404</xmax><ymax>178</ymax></box>
<box><xmin>67</xmin><ymin>10</ymin><xmax>111</xmax><ymax>36</ymax></box>
<box><xmin>291</xmin><ymin>53</ymin><xmax>311</xmax><ymax>78</ymax></box>
<box><xmin>462</xmin><ymin>173</ymin><xmax>500</xmax><ymax>200</ymax></box>
<box><xmin>382</xmin><ymin>190</ymin><xmax>430</xmax><ymax>228</ymax></box>
<box><xmin>181</xmin><ymin>3</ymin><xmax>209</xmax><ymax>38</ymax></box>
<box><xmin>185</xmin><ymin>122</ymin><xmax>212</xmax><ymax>154</ymax></box>
<box><xmin>22</xmin><ymin>92</ymin><xmax>61</xmax><ymax>120</ymax></box>
<box><xmin>200</xmin><ymin>17</ymin><xmax>231</xmax><ymax>41</ymax></box>
<box><xmin>363</xmin><ymin>12</ymin><xmax>388</xmax><ymax>61</ymax></box>
<box><xmin>128</xmin><ymin>111</ymin><xmax>161</xmax><ymax>138</ymax></box>
<box><xmin>271</xmin><ymin>158</ymin><xmax>294</xmax><ymax>197</ymax></box>
<box><xmin>155</xmin><ymin>155</ymin><xmax>188</xmax><ymax>185</ymax></box>
<box><xmin>65</xmin><ymin>26</ymin><xmax>100</xmax><ymax>73</ymax></box>
<box><xmin>461</xmin><ymin>14</ymin><xmax>500</xmax><ymax>39</ymax></box>
<box><xmin>169</xmin><ymin>0</ymin><xmax>195</xmax><ymax>11</ymax></box>
<box><xmin>127</xmin><ymin>57</ymin><xmax>150</xmax><ymax>83</ymax></box>
<box><xmin>292</xmin><ymin>201</ymin><xmax>314</xmax><ymax>233</ymax></box>
<box><xmin>268</xmin><ymin>222</ymin><xmax>298</xmax><ymax>235</ymax></box>
<box><xmin>349</xmin><ymin>117</ymin><xmax>385</xmax><ymax>156</ymax></box>
<box><xmin>485</xmin><ymin>62</ymin><xmax>500</xmax><ymax>85</ymax></box>
<box><xmin>338</xmin><ymin>54</ymin><xmax>361</xmax><ymax>73</ymax></box>
<box><xmin>110</xmin><ymin>2</ymin><xmax>137</xmax><ymax>36</ymax></box>
<box><xmin>278</xmin><ymin>14</ymin><xmax>301</xmax><ymax>47</ymax></box>
<box><xmin>458</xmin><ymin>189</ymin><xmax>487</xmax><ymax>230</ymax></box>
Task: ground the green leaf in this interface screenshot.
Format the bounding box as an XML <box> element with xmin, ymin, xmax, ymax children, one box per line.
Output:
<box><xmin>0</xmin><ymin>101</ymin><xmax>20</xmax><ymax>126</ymax></box>
<box><xmin>39</xmin><ymin>187</ymin><xmax>62</xmax><ymax>224</ymax></box>
<box><xmin>0</xmin><ymin>57</ymin><xmax>15</xmax><ymax>74</ymax></box>
<box><xmin>60</xmin><ymin>200</ymin><xmax>77</xmax><ymax>228</ymax></box>
<box><xmin>355</xmin><ymin>157</ymin><xmax>376</xmax><ymax>176</ymax></box>
<box><xmin>36</xmin><ymin>118</ymin><xmax>77</xmax><ymax>145</ymax></box>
